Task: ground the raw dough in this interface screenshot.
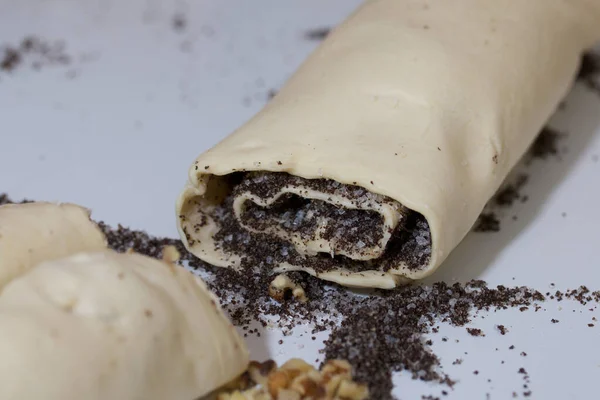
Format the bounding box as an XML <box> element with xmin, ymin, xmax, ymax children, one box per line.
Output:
<box><xmin>177</xmin><ymin>0</ymin><xmax>600</xmax><ymax>288</ymax></box>
<box><xmin>0</xmin><ymin>202</ymin><xmax>107</xmax><ymax>289</ymax></box>
<box><xmin>0</xmin><ymin>250</ymin><xmax>249</xmax><ymax>400</ymax></box>
<box><xmin>0</xmin><ymin>202</ymin><xmax>249</xmax><ymax>399</ymax></box>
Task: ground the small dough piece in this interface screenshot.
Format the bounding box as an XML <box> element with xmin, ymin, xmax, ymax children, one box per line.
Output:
<box><xmin>0</xmin><ymin>250</ymin><xmax>249</xmax><ymax>400</ymax></box>
<box><xmin>0</xmin><ymin>202</ymin><xmax>106</xmax><ymax>289</ymax></box>
<box><xmin>177</xmin><ymin>0</ymin><xmax>600</xmax><ymax>288</ymax></box>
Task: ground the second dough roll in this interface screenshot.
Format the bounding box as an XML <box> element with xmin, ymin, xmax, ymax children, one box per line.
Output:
<box><xmin>0</xmin><ymin>202</ymin><xmax>249</xmax><ymax>399</ymax></box>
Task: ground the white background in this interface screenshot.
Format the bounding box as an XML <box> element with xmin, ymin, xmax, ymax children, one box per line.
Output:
<box><xmin>0</xmin><ymin>0</ymin><xmax>599</xmax><ymax>398</ymax></box>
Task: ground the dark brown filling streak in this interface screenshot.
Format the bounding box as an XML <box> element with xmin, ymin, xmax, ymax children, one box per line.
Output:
<box><xmin>208</xmin><ymin>172</ymin><xmax>431</xmax><ymax>274</ymax></box>
<box><xmin>240</xmin><ymin>193</ymin><xmax>386</xmax><ymax>256</ymax></box>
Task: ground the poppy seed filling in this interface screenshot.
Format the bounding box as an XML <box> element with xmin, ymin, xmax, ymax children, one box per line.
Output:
<box><xmin>203</xmin><ymin>172</ymin><xmax>432</xmax><ymax>274</ymax></box>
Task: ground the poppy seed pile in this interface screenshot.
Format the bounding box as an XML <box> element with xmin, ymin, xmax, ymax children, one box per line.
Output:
<box><xmin>0</xmin><ymin>192</ymin><xmax>598</xmax><ymax>398</ymax></box>
<box><xmin>93</xmin><ymin>215</ymin><xmax>598</xmax><ymax>399</ymax></box>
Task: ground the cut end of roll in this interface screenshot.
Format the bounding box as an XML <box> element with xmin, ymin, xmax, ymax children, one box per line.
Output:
<box><xmin>177</xmin><ymin>172</ymin><xmax>433</xmax><ymax>289</ymax></box>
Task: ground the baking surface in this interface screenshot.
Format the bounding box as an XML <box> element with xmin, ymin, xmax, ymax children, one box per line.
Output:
<box><xmin>1</xmin><ymin>0</ymin><xmax>599</xmax><ymax>399</ymax></box>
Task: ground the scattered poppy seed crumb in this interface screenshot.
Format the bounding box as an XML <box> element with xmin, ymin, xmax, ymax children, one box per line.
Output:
<box><xmin>1</xmin><ymin>36</ymin><xmax>72</xmax><ymax>74</ymax></box>
<box><xmin>172</xmin><ymin>14</ymin><xmax>186</xmax><ymax>32</ymax></box>
<box><xmin>467</xmin><ymin>328</ymin><xmax>485</xmax><ymax>337</ymax></box>
<box><xmin>304</xmin><ymin>27</ymin><xmax>331</xmax><ymax>41</ymax></box>
<box><xmin>473</xmin><ymin>212</ymin><xmax>500</xmax><ymax>232</ymax></box>
<box><xmin>267</xmin><ymin>89</ymin><xmax>277</xmax><ymax>100</ymax></box>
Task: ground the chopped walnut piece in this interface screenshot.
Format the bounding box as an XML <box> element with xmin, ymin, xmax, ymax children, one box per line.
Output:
<box><xmin>216</xmin><ymin>358</ymin><xmax>368</xmax><ymax>400</ymax></box>
<box><xmin>268</xmin><ymin>370</ymin><xmax>291</xmax><ymax>397</ymax></box>
<box><xmin>277</xmin><ymin>389</ymin><xmax>301</xmax><ymax>400</ymax></box>
<box><xmin>249</xmin><ymin>360</ymin><xmax>277</xmax><ymax>386</ymax></box>
<box><xmin>268</xmin><ymin>274</ymin><xmax>308</xmax><ymax>303</ymax></box>
<box><xmin>218</xmin><ymin>388</ymin><xmax>271</xmax><ymax>400</ymax></box>
<box><xmin>280</xmin><ymin>358</ymin><xmax>313</xmax><ymax>373</ymax></box>
<box><xmin>289</xmin><ymin>375</ymin><xmax>326</xmax><ymax>397</ymax></box>
<box><xmin>322</xmin><ymin>359</ymin><xmax>352</xmax><ymax>379</ymax></box>
<box><xmin>336</xmin><ymin>380</ymin><xmax>369</xmax><ymax>399</ymax></box>
<box><xmin>161</xmin><ymin>245</ymin><xmax>181</xmax><ymax>263</ymax></box>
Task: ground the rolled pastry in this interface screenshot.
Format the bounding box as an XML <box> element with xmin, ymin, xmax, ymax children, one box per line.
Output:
<box><xmin>0</xmin><ymin>250</ymin><xmax>249</xmax><ymax>400</ymax></box>
<box><xmin>0</xmin><ymin>202</ymin><xmax>107</xmax><ymax>289</ymax></box>
<box><xmin>177</xmin><ymin>0</ymin><xmax>600</xmax><ymax>288</ymax></box>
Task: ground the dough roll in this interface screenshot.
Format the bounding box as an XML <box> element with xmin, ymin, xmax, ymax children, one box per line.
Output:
<box><xmin>177</xmin><ymin>0</ymin><xmax>600</xmax><ymax>289</ymax></box>
<box><xmin>0</xmin><ymin>202</ymin><xmax>107</xmax><ymax>289</ymax></box>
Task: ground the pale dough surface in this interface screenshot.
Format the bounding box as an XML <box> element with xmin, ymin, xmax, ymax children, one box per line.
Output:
<box><xmin>0</xmin><ymin>202</ymin><xmax>249</xmax><ymax>399</ymax></box>
<box><xmin>0</xmin><ymin>202</ymin><xmax>107</xmax><ymax>290</ymax></box>
<box><xmin>0</xmin><ymin>250</ymin><xmax>249</xmax><ymax>400</ymax></box>
<box><xmin>177</xmin><ymin>0</ymin><xmax>600</xmax><ymax>288</ymax></box>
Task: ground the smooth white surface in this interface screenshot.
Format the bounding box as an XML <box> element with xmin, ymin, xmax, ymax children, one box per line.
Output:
<box><xmin>0</xmin><ymin>1</ymin><xmax>598</xmax><ymax>399</ymax></box>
